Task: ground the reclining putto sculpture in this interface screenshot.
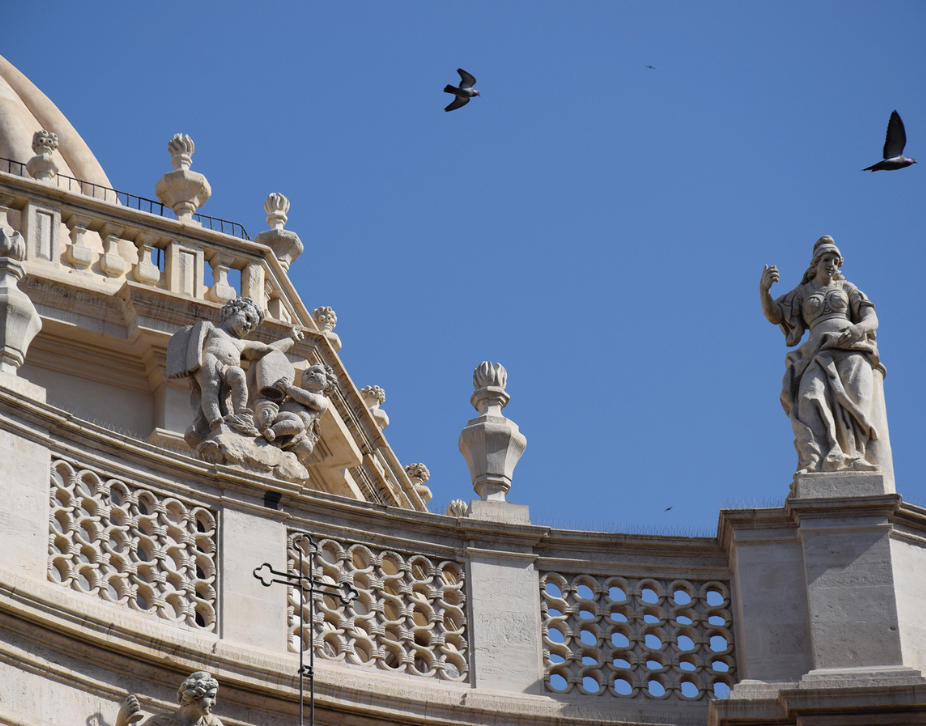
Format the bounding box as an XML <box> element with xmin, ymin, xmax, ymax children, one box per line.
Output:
<box><xmin>760</xmin><ymin>236</ymin><xmax>890</xmax><ymax>476</ymax></box>
<box><xmin>116</xmin><ymin>671</ymin><xmax>223</xmax><ymax>726</ymax></box>
<box><xmin>167</xmin><ymin>297</ymin><xmax>335</xmax><ymax>481</ymax></box>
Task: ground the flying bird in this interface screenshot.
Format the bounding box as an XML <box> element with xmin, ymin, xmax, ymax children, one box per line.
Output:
<box><xmin>645</xmin><ymin>65</ymin><xmax>656</xmax><ymax>69</ymax></box>
<box><xmin>444</xmin><ymin>69</ymin><xmax>480</xmax><ymax>112</ymax></box>
<box><xmin>664</xmin><ymin>506</ymin><xmax>673</xmax><ymax>512</ymax></box>
<box><xmin>863</xmin><ymin>110</ymin><xmax>917</xmax><ymax>171</ymax></box>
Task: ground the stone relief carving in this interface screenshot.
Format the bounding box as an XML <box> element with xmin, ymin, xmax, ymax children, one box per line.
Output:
<box><xmin>116</xmin><ymin>671</ymin><xmax>222</xmax><ymax>726</ymax></box>
<box><xmin>48</xmin><ymin>459</ymin><xmax>218</xmax><ymax>630</ymax></box>
<box><xmin>760</xmin><ymin>236</ymin><xmax>890</xmax><ymax>476</ymax></box>
<box><xmin>288</xmin><ymin>533</ymin><xmax>469</xmax><ymax>682</ymax></box>
<box><xmin>167</xmin><ymin>297</ymin><xmax>336</xmax><ymax>481</ymax></box>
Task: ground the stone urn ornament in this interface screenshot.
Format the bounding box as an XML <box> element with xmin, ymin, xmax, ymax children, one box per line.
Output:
<box><xmin>458</xmin><ymin>362</ymin><xmax>527</xmax><ymax>501</ymax></box>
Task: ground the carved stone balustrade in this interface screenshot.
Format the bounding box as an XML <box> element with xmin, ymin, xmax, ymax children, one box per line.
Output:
<box><xmin>133</xmin><ymin>233</ymin><xmax>160</xmax><ymax>286</ymax></box>
<box><xmin>205</xmin><ymin>254</ymin><xmax>236</xmax><ymax>303</ymax></box>
<box><xmin>99</xmin><ymin>222</ymin><xmax>127</xmax><ymax>278</ymax></box>
<box><xmin>64</xmin><ymin>212</ymin><xmax>94</xmax><ymax>270</ymax></box>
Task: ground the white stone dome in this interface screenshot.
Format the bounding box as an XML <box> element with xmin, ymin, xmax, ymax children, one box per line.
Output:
<box><xmin>0</xmin><ymin>53</ymin><xmax>112</xmax><ymax>187</ymax></box>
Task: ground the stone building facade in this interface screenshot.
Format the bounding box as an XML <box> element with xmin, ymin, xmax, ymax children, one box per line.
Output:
<box><xmin>1</xmin><ymin>53</ymin><xmax>926</xmax><ymax>726</ymax></box>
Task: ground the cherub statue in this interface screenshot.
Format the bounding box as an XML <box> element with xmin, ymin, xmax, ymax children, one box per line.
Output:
<box><xmin>256</xmin><ymin>362</ymin><xmax>338</xmax><ymax>463</ymax></box>
<box><xmin>116</xmin><ymin>671</ymin><xmax>223</xmax><ymax>726</ymax></box>
<box><xmin>167</xmin><ymin>297</ymin><xmax>301</xmax><ymax>448</ymax></box>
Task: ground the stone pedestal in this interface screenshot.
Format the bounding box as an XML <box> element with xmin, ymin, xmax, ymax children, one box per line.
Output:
<box><xmin>722</xmin><ymin>474</ymin><xmax>926</xmax><ymax>723</ymax></box>
<box><xmin>793</xmin><ymin>471</ymin><xmax>893</xmax><ymax>499</ymax></box>
<box><xmin>790</xmin><ymin>485</ymin><xmax>924</xmax><ymax>684</ymax></box>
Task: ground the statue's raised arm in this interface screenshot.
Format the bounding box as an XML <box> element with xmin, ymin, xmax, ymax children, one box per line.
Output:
<box><xmin>761</xmin><ymin>236</ymin><xmax>890</xmax><ymax>479</ymax></box>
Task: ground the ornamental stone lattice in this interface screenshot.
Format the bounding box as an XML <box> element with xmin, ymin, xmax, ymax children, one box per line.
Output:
<box><xmin>287</xmin><ymin>533</ymin><xmax>469</xmax><ymax>682</ymax></box>
<box><xmin>48</xmin><ymin>459</ymin><xmax>218</xmax><ymax>631</ymax></box>
<box><xmin>540</xmin><ymin>571</ymin><xmax>736</xmax><ymax>700</ymax></box>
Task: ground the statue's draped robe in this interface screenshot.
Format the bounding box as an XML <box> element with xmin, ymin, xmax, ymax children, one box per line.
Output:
<box><xmin>774</xmin><ymin>280</ymin><xmax>884</xmax><ymax>473</ymax></box>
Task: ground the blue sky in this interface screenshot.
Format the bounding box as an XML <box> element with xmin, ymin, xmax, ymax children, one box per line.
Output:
<box><xmin>5</xmin><ymin>2</ymin><xmax>926</xmax><ymax>532</ymax></box>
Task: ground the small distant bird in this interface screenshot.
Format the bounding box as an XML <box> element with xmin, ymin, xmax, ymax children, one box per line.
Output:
<box><xmin>664</xmin><ymin>506</ymin><xmax>673</xmax><ymax>512</ymax></box>
<box><xmin>444</xmin><ymin>69</ymin><xmax>480</xmax><ymax>112</ymax></box>
<box><xmin>645</xmin><ymin>65</ymin><xmax>656</xmax><ymax>69</ymax></box>
<box><xmin>863</xmin><ymin>110</ymin><xmax>917</xmax><ymax>171</ymax></box>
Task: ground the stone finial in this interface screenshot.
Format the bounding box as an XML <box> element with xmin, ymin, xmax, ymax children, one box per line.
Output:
<box><xmin>405</xmin><ymin>463</ymin><xmax>432</xmax><ymax>504</ymax></box>
<box><xmin>312</xmin><ymin>306</ymin><xmax>337</xmax><ymax>332</ymax></box>
<box><xmin>445</xmin><ymin>499</ymin><xmax>468</xmax><ymax>518</ymax></box>
<box><xmin>26</xmin><ymin>129</ymin><xmax>59</xmax><ymax>181</ymax></box>
<box><xmin>254</xmin><ymin>192</ymin><xmax>303</xmax><ymax>270</ymax></box>
<box><xmin>264</xmin><ymin>193</ymin><xmax>290</xmax><ymax>229</ymax></box>
<box><xmin>155</xmin><ymin>134</ymin><xmax>211</xmax><ymax>220</ymax></box>
<box><xmin>458</xmin><ymin>362</ymin><xmax>527</xmax><ymax>502</ymax></box>
<box><xmin>168</xmin><ymin>133</ymin><xmax>195</xmax><ymax>170</ymax></box>
<box><xmin>361</xmin><ymin>385</ymin><xmax>389</xmax><ymax>430</ymax></box>
<box><xmin>32</xmin><ymin>129</ymin><xmax>58</xmax><ymax>155</ymax></box>
<box><xmin>312</xmin><ymin>306</ymin><xmax>341</xmax><ymax>352</ymax></box>
<box><xmin>0</xmin><ymin>201</ymin><xmax>42</xmax><ymax>374</ymax></box>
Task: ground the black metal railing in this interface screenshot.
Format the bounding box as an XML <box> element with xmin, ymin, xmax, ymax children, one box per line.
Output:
<box><xmin>0</xmin><ymin>156</ymin><xmax>250</xmax><ymax>240</ymax></box>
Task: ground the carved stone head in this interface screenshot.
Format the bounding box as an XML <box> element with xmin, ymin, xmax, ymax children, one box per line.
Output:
<box><xmin>219</xmin><ymin>296</ymin><xmax>265</xmax><ymax>326</ymax></box>
<box><xmin>177</xmin><ymin>671</ymin><xmax>219</xmax><ymax>707</ymax></box>
<box><xmin>31</xmin><ymin>129</ymin><xmax>58</xmax><ymax>155</ymax></box>
<box><xmin>405</xmin><ymin>463</ymin><xmax>430</xmax><ymax>485</ymax></box>
<box><xmin>302</xmin><ymin>363</ymin><xmax>338</xmax><ymax>394</ymax></box>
